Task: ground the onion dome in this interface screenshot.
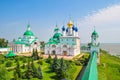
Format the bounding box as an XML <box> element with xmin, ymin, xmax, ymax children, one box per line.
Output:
<box><xmin>75</xmin><ymin>27</ymin><xmax>78</xmax><ymax>32</ymax></box>
<box><xmin>18</xmin><ymin>37</ymin><xmax>22</xmax><ymax>41</ymax></box>
<box><xmin>92</xmin><ymin>30</ymin><xmax>98</xmax><ymax>37</ymax></box>
<box><xmin>62</xmin><ymin>26</ymin><xmax>65</xmax><ymax>31</ymax></box>
<box><xmin>53</xmin><ymin>33</ymin><xmax>62</xmax><ymax>39</ymax></box>
<box><xmin>66</xmin><ymin>28</ymin><xmax>68</xmax><ymax>32</ymax></box>
<box><xmin>72</xmin><ymin>25</ymin><xmax>75</xmax><ymax>30</ymax></box>
<box><xmin>67</xmin><ymin>20</ymin><xmax>73</xmax><ymax>28</ymax></box>
<box><xmin>23</xmin><ymin>24</ymin><xmax>34</xmax><ymax>36</ymax></box>
<box><xmin>54</xmin><ymin>25</ymin><xmax>60</xmax><ymax>32</ymax></box>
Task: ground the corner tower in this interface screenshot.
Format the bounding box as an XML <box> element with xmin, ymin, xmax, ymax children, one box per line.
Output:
<box><xmin>90</xmin><ymin>29</ymin><xmax>100</xmax><ymax>64</ymax></box>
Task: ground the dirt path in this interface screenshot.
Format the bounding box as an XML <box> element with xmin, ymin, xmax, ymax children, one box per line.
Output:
<box><xmin>17</xmin><ymin>53</ymin><xmax>74</xmax><ymax>60</ymax></box>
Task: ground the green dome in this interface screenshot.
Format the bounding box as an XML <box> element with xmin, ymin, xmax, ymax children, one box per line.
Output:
<box><xmin>24</xmin><ymin>30</ymin><xmax>34</xmax><ymax>36</ymax></box>
<box><xmin>92</xmin><ymin>30</ymin><xmax>98</xmax><ymax>36</ymax></box>
<box><xmin>53</xmin><ymin>33</ymin><xmax>62</xmax><ymax>39</ymax></box>
<box><xmin>23</xmin><ymin>24</ymin><xmax>34</xmax><ymax>36</ymax></box>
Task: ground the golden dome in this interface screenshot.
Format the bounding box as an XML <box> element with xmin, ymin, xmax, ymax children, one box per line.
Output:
<box><xmin>67</xmin><ymin>20</ymin><xmax>73</xmax><ymax>28</ymax></box>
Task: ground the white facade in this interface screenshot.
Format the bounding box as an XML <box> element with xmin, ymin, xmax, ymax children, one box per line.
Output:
<box><xmin>90</xmin><ymin>30</ymin><xmax>100</xmax><ymax>64</ymax></box>
<box><xmin>9</xmin><ymin>24</ymin><xmax>40</xmax><ymax>53</ymax></box>
<box><xmin>45</xmin><ymin>21</ymin><xmax>80</xmax><ymax>56</ymax></box>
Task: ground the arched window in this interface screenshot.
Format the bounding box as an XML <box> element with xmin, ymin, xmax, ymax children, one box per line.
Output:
<box><xmin>63</xmin><ymin>45</ymin><xmax>67</xmax><ymax>48</ymax></box>
<box><xmin>52</xmin><ymin>45</ymin><xmax>56</xmax><ymax>48</ymax></box>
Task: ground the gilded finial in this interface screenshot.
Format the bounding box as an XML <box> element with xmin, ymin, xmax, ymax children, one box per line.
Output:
<box><xmin>67</xmin><ymin>20</ymin><xmax>73</xmax><ymax>28</ymax></box>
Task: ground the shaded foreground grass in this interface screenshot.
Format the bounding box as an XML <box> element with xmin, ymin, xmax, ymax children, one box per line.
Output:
<box><xmin>4</xmin><ymin>58</ymin><xmax>82</xmax><ymax>80</ymax></box>
<box><xmin>98</xmin><ymin>51</ymin><xmax>120</xmax><ymax>80</ymax></box>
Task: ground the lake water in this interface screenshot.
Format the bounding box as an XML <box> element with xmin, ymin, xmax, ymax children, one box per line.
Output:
<box><xmin>81</xmin><ymin>43</ymin><xmax>120</xmax><ymax>56</ymax></box>
<box><xmin>100</xmin><ymin>43</ymin><xmax>120</xmax><ymax>56</ymax></box>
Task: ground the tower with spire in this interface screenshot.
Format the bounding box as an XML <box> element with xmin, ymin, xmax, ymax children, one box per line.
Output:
<box><xmin>90</xmin><ymin>28</ymin><xmax>100</xmax><ymax>63</ymax></box>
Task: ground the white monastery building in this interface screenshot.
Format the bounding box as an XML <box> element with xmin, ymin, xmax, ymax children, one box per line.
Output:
<box><xmin>45</xmin><ymin>21</ymin><xmax>80</xmax><ymax>56</ymax></box>
<box><xmin>9</xmin><ymin>24</ymin><xmax>40</xmax><ymax>53</ymax></box>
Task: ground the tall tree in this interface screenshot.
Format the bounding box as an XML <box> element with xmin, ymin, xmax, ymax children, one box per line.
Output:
<box><xmin>14</xmin><ymin>59</ymin><xmax>22</xmax><ymax>79</ymax></box>
<box><xmin>46</xmin><ymin>54</ymin><xmax>52</xmax><ymax>64</ymax></box>
<box><xmin>31</xmin><ymin>59</ymin><xmax>38</xmax><ymax>77</ymax></box>
<box><xmin>0</xmin><ymin>38</ymin><xmax>8</xmax><ymax>47</ymax></box>
<box><xmin>51</xmin><ymin>55</ymin><xmax>60</xmax><ymax>72</ymax></box>
<box><xmin>56</xmin><ymin>58</ymin><xmax>68</xmax><ymax>79</ymax></box>
<box><xmin>37</xmin><ymin>66</ymin><xmax>43</xmax><ymax>79</ymax></box>
<box><xmin>32</xmin><ymin>49</ymin><xmax>39</xmax><ymax>60</ymax></box>
<box><xmin>40</xmin><ymin>41</ymin><xmax>45</xmax><ymax>50</ymax></box>
<box><xmin>25</xmin><ymin>58</ymin><xmax>33</xmax><ymax>79</ymax></box>
<box><xmin>0</xmin><ymin>67</ymin><xmax>10</xmax><ymax>80</ymax></box>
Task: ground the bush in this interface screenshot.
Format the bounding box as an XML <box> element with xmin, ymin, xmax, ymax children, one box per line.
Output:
<box><xmin>37</xmin><ymin>60</ymin><xmax>43</xmax><ymax>65</ymax></box>
<box><xmin>46</xmin><ymin>54</ymin><xmax>52</xmax><ymax>64</ymax></box>
<box><xmin>0</xmin><ymin>59</ymin><xmax>4</xmax><ymax>64</ymax></box>
<box><xmin>22</xmin><ymin>58</ymin><xmax>27</xmax><ymax>63</ymax></box>
<box><xmin>5</xmin><ymin>61</ymin><xmax>12</xmax><ymax>67</ymax></box>
<box><xmin>21</xmin><ymin>64</ymin><xmax>26</xmax><ymax>69</ymax></box>
<box><xmin>41</xmin><ymin>51</ymin><xmax>44</xmax><ymax>55</ymax></box>
<box><xmin>74</xmin><ymin>60</ymin><xmax>82</xmax><ymax>66</ymax></box>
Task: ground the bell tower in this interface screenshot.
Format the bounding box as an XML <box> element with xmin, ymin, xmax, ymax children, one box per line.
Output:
<box><xmin>90</xmin><ymin>28</ymin><xmax>100</xmax><ymax>64</ymax></box>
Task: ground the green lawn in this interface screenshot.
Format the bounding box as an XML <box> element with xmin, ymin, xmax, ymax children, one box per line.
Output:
<box><xmin>0</xmin><ymin>54</ymin><xmax>83</xmax><ymax>80</ymax></box>
<box><xmin>98</xmin><ymin>51</ymin><xmax>120</xmax><ymax>80</ymax></box>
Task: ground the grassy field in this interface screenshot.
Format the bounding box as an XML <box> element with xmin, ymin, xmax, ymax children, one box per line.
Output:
<box><xmin>98</xmin><ymin>50</ymin><xmax>120</xmax><ymax>80</ymax></box>
<box><xmin>0</xmin><ymin>54</ymin><xmax>85</xmax><ymax>80</ymax></box>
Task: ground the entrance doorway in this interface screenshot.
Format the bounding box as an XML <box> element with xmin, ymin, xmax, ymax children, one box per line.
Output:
<box><xmin>52</xmin><ymin>50</ymin><xmax>56</xmax><ymax>55</ymax></box>
<box><xmin>63</xmin><ymin>51</ymin><xmax>67</xmax><ymax>56</ymax></box>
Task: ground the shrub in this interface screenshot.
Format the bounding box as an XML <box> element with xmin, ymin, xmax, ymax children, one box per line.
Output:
<box><xmin>74</xmin><ymin>60</ymin><xmax>82</xmax><ymax>66</ymax></box>
<box><xmin>22</xmin><ymin>58</ymin><xmax>27</xmax><ymax>63</ymax></box>
<box><xmin>46</xmin><ymin>54</ymin><xmax>52</xmax><ymax>64</ymax></box>
<box><xmin>5</xmin><ymin>61</ymin><xmax>12</xmax><ymax>67</ymax></box>
<box><xmin>37</xmin><ymin>60</ymin><xmax>43</xmax><ymax>65</ymax></box>
<box><xmin>21</xmin><ymin>64</ymin><xmax>26</xmax><ymax>69</ymax></box>
<box><xmin>0</xmin><ymin>59</ymin><xmax>4</xmax><ymax>64</ymax></box>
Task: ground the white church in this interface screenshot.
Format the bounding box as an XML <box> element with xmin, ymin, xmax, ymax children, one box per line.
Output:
<box><xmin>45</xmin><ymin>21</ymin><xmax>80</xmax><ymax>56</ymax></box>
<box><xmin>9</xmin><ymin>24</ymin><xmax>40</xmax><ymax>53</ymax></box>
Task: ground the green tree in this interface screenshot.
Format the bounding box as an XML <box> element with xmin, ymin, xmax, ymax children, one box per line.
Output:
<box><xmin>0</xmin><ymin>38</ymin><xmax>8</xmax><ymax>47</ymax></box>
<box><xmin>46</xmin><ymin>54</ymin><xmax>52</xmax><ymax>64</ymax></box>
<box><xmin>14</xmin><ymin>59</ymin><xmax>22</xmax><ymax>79</ymax></box>
<box><xmin>31</xmin><ymin>59</ymin><xmax>38</xmax><ymax>78</ymax></box>
<box><xmin>24</xmin><ymin>58</ymin><xmax>33</xmax><ymax>79</ymax></box>
<box><xmin>37</xmin><ymin>66</ymin><xmax>43</xmax><ymax>79</ymax></box>
<box><xmin>56</xmin><ymin>58</ymin><xmax>68</xmax><ymax>79</ymax></box>
<box><xmin>5</xmin><ymin>61</ymin><xmax>12</xmax><ymax>67</ymax></box>
<box><xmin>88</xmin><ymin>42</ymin><xmax>92</xmax><ymax>48</ymax></box>
<box><xmin>32</xmin><ymin>49</ymin><xmax>39</xmax><ymax>60</ymax></box>
<box><xmin>51</xmin><ymin>55</ymin><xmax>60</xmax><ymax>72</ymax></box>
<box><xmin>40</xmin><ymin>41</ymin><xmax>45</xmax><ymax>50</ymax></box>
<box><xmin>0</xmin><ymin>67</ymin><xmax>10</xmax><ymax>80</ymax></box>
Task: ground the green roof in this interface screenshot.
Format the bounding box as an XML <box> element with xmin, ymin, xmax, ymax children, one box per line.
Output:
<box><xmin>15</xmin><ymin>41</ymin><xmax>23</xmax><ymax>44</ymax></box>
<box><xmin>47</xmin><ymin>33</ymin><xmax>62</xmax><ymax>45</ymax></box>
<box><xmin>6</xmin><ymin>51</ymin><xmax>16</xmax><ymax>58</ymax></box>
<box><xmin>53</xmin><ymin>33</ymin><xmax>62</xmax><ymax>39</ymax></box>
<box><xmin>23</xmin><ymin>24</ymin><xmax>34</xmax><ymax>36</ymax></box>
<box><xmin>24</xmin><ymin>30</ymin><xmax>34</xmax><ymax>36</ymax></box>
<box><xmin>92</xmin><ymin>30</ymin><xmax>98</xmax><ymax>36</ymax></box>
<box><xmin>46</xmin><ymin>26</ymin><xmax>62</xmax><ymax>45</ymax></box>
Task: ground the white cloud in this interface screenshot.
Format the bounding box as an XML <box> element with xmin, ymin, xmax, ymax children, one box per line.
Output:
<box><xmin>78</xmin><ymin>3</ymin><xmax>120</xmax><ymax>43</ymax></box>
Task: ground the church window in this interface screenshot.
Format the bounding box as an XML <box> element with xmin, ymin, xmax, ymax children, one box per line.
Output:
<box><xmin>52</xmin><ymin>45</ymin><xmax>56</xmax><ymax>48</ymax></box>
<box><xmin>63</xmin><ymin>45</ymin><xmax>67</xmax><ymax>48</ymax></box>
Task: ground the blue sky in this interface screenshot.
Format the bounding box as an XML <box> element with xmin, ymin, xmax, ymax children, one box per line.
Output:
<box><xmin>0</xmin><ymin>0</ymin><xmax>120</xmax><ymax>43</ymax></box>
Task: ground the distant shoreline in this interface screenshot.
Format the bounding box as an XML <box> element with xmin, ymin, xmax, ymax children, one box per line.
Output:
<box><xmin>81</xmin><ymin>43</ymin><xmax>120</xmax><ymax>56</ymax></box>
